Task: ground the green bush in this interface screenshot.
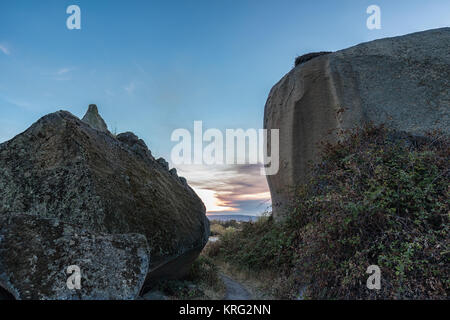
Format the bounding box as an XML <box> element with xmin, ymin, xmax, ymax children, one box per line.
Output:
<box><xmin>213</xmin><ymin>125</ymin><xmax>449</xmax><ymax>299</ymax></box>
<box><xmin>187</xmin><ymin>255</ymin><xmax>223</xmax><ymax>291</ymax></box>
<box><xmin>210</xmin><ymin>223</ymin><xmax>226</xmax><ymax>236</ymax></box>
<box><xmin>219</xmin><ymin>217</ymin><xmax>295</xmax><ymax>273</ymax></box>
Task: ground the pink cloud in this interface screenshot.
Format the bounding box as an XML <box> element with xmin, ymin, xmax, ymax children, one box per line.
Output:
<box><xmin>177</xmin><ymin>164</ymin><xmax>271</xmax><ymax>215</ymax></box>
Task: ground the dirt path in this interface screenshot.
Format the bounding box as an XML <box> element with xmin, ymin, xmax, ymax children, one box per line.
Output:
<box><xmin>220</xmin><ymin>273</ymin><xmax>252</xmax><ymax>300</ymax></box>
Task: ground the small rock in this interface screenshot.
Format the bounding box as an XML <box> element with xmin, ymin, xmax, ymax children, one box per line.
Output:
<box><xmin>157</xmin><ymin>157</ymin><xmax>169</xmax><ymax>171</ymax></box>
<box><xmin>117</xmin><ymin>132</ymin><xmax>152</xmax><ymax>158</ymax></box>
<box><xmin>81</xmin><ymin>104</ymin><xmax>108</xmax><ymax>133</ymax></box>
<box><xmin>179</xmin><ymin>177</ymin><xmax>187</xmax><ymax>186</ymax></box>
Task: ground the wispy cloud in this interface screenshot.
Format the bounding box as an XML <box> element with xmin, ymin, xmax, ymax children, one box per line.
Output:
<box><xmin>177</xmin><ymin>164</ymin><xmax>271</xmax><ymax>215</ymax></box>
<box><xmin>105</xmin><ymin>89</ymin><xmax>115</xmax><ymax>97</ymax></box>
<box><xmin>0</xmin><ymin>43</ymin><xmax>10</xmax><ymax>55</ymax></box>
<box><xmin>124</xmin><ymin>82</ymin><xmax>136</xmax><ymax>94</ymax></box>
<box><xmin>0</xmin><ymin>95</ymin><xmax>32</xmax><ymax>109</ymax></box>
<box><xmin>134</xmin><ymin>63</ymin><xmax>148</xmax><ymax>76</ymax></box>
<box><xmin>11</xmin><ymin>99</ymin><xmax>32</xmax><ymax>109</ymax></box>
<box><xmin>56</xmin><ymin>67</ymin><xmax>74</xmax><ymax>75</ymax></box>
<box><xmin>0</xmin><ymin>119</ymin><xmax>26</xmax><ymax>144</ymax></box>
<box><xmin>40</xmin><ymin>67</ymin><xmax>76</xmax><ymax>81</ymax></box>
<box><xmin>54</xmin><ymin>67</ymin><xmax>76</xmax><ymax>80</ymax></box>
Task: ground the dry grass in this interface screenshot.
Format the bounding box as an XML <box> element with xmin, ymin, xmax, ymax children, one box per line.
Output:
<box><xmin>151</xmin><ymin>253</ymin><xmax>226</xmax><ymax>300</ymax></box>
<box><xmin>214</xmin><ymin>260</ymin><xmax>275</xmax><ymax>300</ymax></box>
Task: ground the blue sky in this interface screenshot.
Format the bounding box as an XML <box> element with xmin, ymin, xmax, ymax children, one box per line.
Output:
<box><xmin>1</xmin><ymin>0</ymin><xmax>449</xmax><ymax>215</ymax></box>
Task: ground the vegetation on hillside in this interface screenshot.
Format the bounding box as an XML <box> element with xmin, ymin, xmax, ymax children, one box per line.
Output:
<box><xmin>209</xmin><ymin>220</ymin><xmax>241</xmax><ymax>236</ymax></box>
<box><xmin>205</xmin><ymin>125</ymin><xmax>449</xmax><ymax>299</ymax></box>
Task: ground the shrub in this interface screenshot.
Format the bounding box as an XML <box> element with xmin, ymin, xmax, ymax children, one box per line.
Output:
<box><xmin>203</xmin><ymin>240</ymin><xmax>222</xmax><ymax>258</ymax></box>
<box><xmin>210</xmin><ymin>223</ymin><xmax>226</xmax><ymax>236</ymax></box>
<box><xmin>213</xmin><ymin>125</ymin><xmax>449</xmax><ymax>299</ymax></box>
<box><xmin>187</xmin><ymin>255</ymin><xmax>223</xmax><ymax>291</ymax></box>
<box><xmin>219</xmin><ymin>216</ymin><xmax>294</xmax><ymax>273</ymax></box>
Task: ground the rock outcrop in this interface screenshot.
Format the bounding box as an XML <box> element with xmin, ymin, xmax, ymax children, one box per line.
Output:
<box><xmin>0</xmin><ymin>213</ymin><xmax>149</xmax><ymax>300</ymax></box>
<box><xmin>264</xmin><ymin>28</ymin><xmax>450</xmax><ymax>219</ymax></box>
<box><xmin>0</xmin><ymin>106</ymin><xmax>209</xmax><ymax>299</ymax></box>
<box><xmin>294</xmin><ymin>51</ymin><xmax>332</xmax><ymax>67</ymax></box>
<box><xmin>81</xmin><ymin>104</ymin><xmax>108</xmax><ymax>133</ymax></box>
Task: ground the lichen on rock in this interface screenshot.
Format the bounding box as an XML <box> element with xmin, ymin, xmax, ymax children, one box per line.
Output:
<box><xmin>0</xmin><ymin>213</ymin><xmax>149</xmax><ymax>300</ymax></box>
<box><xmin>0</xmin><ymin>105</ymin><xmax>209</xmax><ymax>299</ymax></box>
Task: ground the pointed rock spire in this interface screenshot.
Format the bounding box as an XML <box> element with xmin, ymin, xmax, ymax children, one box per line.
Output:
<box><xmin>82</xmin><ymin>104</ymin><xmax>108</xmax><ymax>133</ymax></box>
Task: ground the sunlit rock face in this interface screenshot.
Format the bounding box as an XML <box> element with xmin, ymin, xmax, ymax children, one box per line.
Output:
<box><xmin>0</xmin><ymin>106</ymin><xmax>209</xmax><ymax>299</ymax></box>
<box><xmin>264</xmin><ymin>28</ymin><xmax>450</xmax><ymax>219</ymax></box>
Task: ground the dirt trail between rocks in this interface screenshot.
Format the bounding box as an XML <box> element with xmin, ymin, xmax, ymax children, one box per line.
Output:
<box><xmin>220</xmin><ymin>273</ymin><xmax>252</xmax><ymax>300</ymax></box>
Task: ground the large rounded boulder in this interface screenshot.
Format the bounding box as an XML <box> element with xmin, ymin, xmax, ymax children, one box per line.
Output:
<box><xmin>264</xmin><ymin>28</ymin><xmax>450</xmax><ymax>219</ymax></box>
<box><xmin>0</xmin><ymin>107</ymin><xmax>209</xmax><ymax>298</ymax></box>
